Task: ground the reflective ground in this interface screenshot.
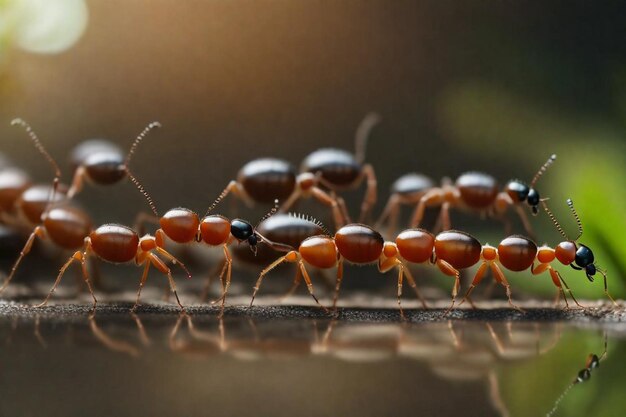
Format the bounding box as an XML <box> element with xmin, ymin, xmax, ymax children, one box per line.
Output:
<box><xmin>1</xmin><ymin>302</ymin><xmax>624</xmax><ymax>417</ymax></box>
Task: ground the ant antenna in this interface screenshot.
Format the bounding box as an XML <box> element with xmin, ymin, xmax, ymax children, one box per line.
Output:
<box><xmin>354</xmin><ymin>112</ymin><xmax>381</xmax><ymax>165</ymax></box>
<box><xmin>566</xmin><ymin>199</ymin><xmax>583</xmax><ymax>241</ymax></box>
<box><xmin>204</xmin><ymin>186</ymin><xmax>230</xmax><ymax>217</ymax></box>
<box><xmin>542</xmin><ymin>201</ymin><xmax>569</xmax><ymax>241</ymax></box>
<box><xmin>289</xmin><ymin>212</ymin><xmax>331</xmax><ymax>236</ymax></box>
<box><xmin>123</xmin><ymin>122</ymin><xmax>162</xmax><ymax>217</ymax></box>
<box><xmin>255</xmin><ymin>199</ymin><xmax>279</xmax><ymax>229</ymax></box>
<box><xmin>11</xmin><ymin>118</ymin><xmax>62</xmax><ymax>214</ymax></box>
<box><xmin>530</xmin><ymin>154</ymin><xmax>557</xmax><ymax>187</ymax></box>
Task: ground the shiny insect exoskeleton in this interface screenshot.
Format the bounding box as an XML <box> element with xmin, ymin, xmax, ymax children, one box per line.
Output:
<box><xmin>217</xmin><ymin>113</ymin><xmax>381</xmax><ymax>229</ymax></box>
<box><xmin>67</xmin><ymin>138</ymin><xmax>127</xmax><ymax>198</ymax></box>
<box><xmin>123</xmin><ymin>125</ymin><xmax>292</xmax><ymax>313</ymax></box>
<box><xmin>0</xmin><ymin>120</ymin><xmax>190</xmax><ymax>312</ymax></box>
<box><xmin>249</xmin><ymin>222</ymin><xmax>429</xmax><ymax>316</ymax></box>
<box><xmin>379</xmin><ymin>155</ymin><xmax>557</xmax><ymax>238</ymax></box>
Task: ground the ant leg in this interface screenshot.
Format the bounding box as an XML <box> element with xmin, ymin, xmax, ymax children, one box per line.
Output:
<box><xmin>515</xmin><ymin>205</ymin><xmax>536</xmax><ymax>240</ymax></box>
<box><xmin>149</xmin><ymin>254</ymin><xmax>185</xmax><ymax>311</ymax></box>
<box><xmin>531</xmin><ymin>263</ymin><xmax>565</xmax><ymax>307</ymax></box>
<box><xmin>212</xmin><ymin>245</ymin><xmax>233</xmax><ymax>317</ymax></box>
<box><xmin>279</xmin><ymin>266</ymin><xmax>302</xmax><ymax>302</ymax></box>
<box><xmin>598</xmin><ymin>269</ymin><xmax>617</xmax><ymax>305</ymax></box>
<box><xmin>401</xmin><ymin>263</ymin><xmax>428</xmax><ymax>309</ymax></box>
<box><xmin>199</xmin><ymin>258</ymin><xmax>226</xmax><ymax>302</ymax></box>
<box><xmin>133</xmin><ymin>212</ymin><xmax>159</xmax><ymax>236</ymax></box>
<box><xmin>131</xmin><ymin>262</ymin><xmax>151</xmax><ymax>312</ymax></box>
<box><xmin>299</xmin><ymin>260</ymin><xmax>329</xmax><ymax>313</ymax></box>
<box><xmin>332</xmin><ymin>258</ymin><xmax>344</xmax><ymax>309</ymax></box>
<box><xmin>358</xmin><ymin>164</ymin><xmax>377</xmax><ymax>224</ymax></box>
<box><xmin>154</xmin><ymin>246</ymin><xmax>192</xmax><ymax>279</ymax></box>
<box><xmin>310</xmin><ymin>186</ymin><xmax>346</xmax><ymax>229</ymax></box>
<box><xmin>439</xmin><ymin>201</ymin><xmax>452</xmax><ymax>231</ymax></box>
<box><xmin>0</xmin><ymin>226</ymin><xmax>46</xmax><ymax>293</ymax></box>
<box><xmin>490</xmin><ymin>263</ymin><xmax>523</xmax><ymax>312</ymax></box>
<box><xmin>552</xmin><ymin>268</ymin><xmax>584</xmax><ymax>308</ymax></box>
<box><xmin>279</xmin><ymin>187</ymin><xmax>303</xmax><ymax>214</ymax></box>
<box><xmin>375</xmin><ymin>195</ymin><xmax>401</xmax><ymax>237</ymax></box>
<box><xmin>66</xmin><ymin>165</ymin><xmax>86</xmax><ymax>199</ymax></box>
<box><xmin>409</xmin><ymin>189</ymin><xmax>444</xmax><ymax>228</ymax></box>
<box><xmin>459</xmin><ymin>262</ymin><xmax>489</xmax><ymax>308</ymax></box>
<box><xmin>435</xmin><ymin>259</ymin><xmax>461</xmax><ymax>313</ymax></box>
<box><xmin>36</xmin><ymin>250</ymin><xmax>94</xmax><ymax>308</ymax></box>
<box><xmin>250</xmin><ymin>253</ymin><xmax>296</xmax><ymax>307</ymax></box>
<box><xmin>221</xmin><ymin>180</ymin><xmax>255</xmax><ymax>209</ymax></box>
<box><xmin>395</xmin><ymin>263</ymin><xmax>407</xmax><ymax>320</ymax></box>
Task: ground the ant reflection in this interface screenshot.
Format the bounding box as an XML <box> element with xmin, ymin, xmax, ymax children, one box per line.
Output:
<box><xmin>547</xmin><ymin>332</ymin><xmax>608</xmax><ymax>417</ymax></box>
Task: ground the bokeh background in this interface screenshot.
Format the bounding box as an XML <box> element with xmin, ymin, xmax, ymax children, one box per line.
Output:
<box><xmin>1</xmin><ymin>2</ymin><xmax>626</xmax><ymax>416</ymax></box>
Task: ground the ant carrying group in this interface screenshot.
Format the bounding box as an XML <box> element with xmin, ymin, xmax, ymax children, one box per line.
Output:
<box><xmin>0</xmin><ymin>114</ymin><xmax>618</xmax><ymax>317</ymax></box>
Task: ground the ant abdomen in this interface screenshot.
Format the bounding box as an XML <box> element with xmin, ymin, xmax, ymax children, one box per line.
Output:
<box><xmin>301</xmin><ymin>149</ymin><xmax>362</xmax><ymax>187</ymax></box>
<box><xmin>497</xmin><ymin>236</ymin><xmax>537</xmax><ymax>271</ymax></box>
<box><xmin>159</xmin><ymin>208</ymin><xmax>200</xmax><ymax>243</ymax></box>
<box><xmin>0</xmin><ymin>168</ymin><xmax>32</xmax><ymax>211</ymax></box>
<box><xmin>15</xmin><ymin>184</ymin><xmax>68</xmax><ymax>225</ymax></box>
<box><xmin>395</xmin><ymin>229</ymin><xmax>434</xmax><ymax>263</ymax></box>
<box><xmin>43</xmin><ymin>206</ymin><xmax>92</xmax><ymax>250</ymax></box>
<box><xmin>90</xmin><ymin>224</ymin><xmax>140</xmax><ymax>264</ymax></box>
<box><xmin>455</xmin><ymin>172</ymin><xmax>499</xmax><ymax>209</ymax></box>
<box><xmin>434</xmin><ymin>230</ymin><xmax>482</xmax><ymax>269</ymax></box>
<box><xmin>237</xmin><ymin>158</ymin><xmax>297</xmax><ymax>203</ymax></box>
<box><xmin>70</xmin><ymin>139</ymin><xmax>126</xmax><ymax>186</ymax></box>
<box><xmin>334</xmin><ymin>224</ymin><xmax>384</xmax><ymax>264</ymax></box>
<box><xmin>391</xmin><ymin>174</ymin><xmax>435</xmax><ymax>200</ymax></box>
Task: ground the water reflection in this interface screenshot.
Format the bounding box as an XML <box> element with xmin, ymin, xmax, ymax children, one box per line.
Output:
<box><xmin>0</xmin><ymin>313</ymin><xmax>621</xmax><ymax>417</ymax></box>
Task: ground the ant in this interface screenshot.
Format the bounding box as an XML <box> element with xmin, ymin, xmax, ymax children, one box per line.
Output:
<box><xmin>458</xmin><ymin>198</ymin><xmax>615</xmax><ymax>308</ymax></box>
<box><xmin>216</xmin><ymin>112</ymin><xmax>381</xmax><ymax>229</ymax></box>
<box><xmin>249</xmin><ymin>221</ymin><xmax>427</xmax><ymax>316</ymax></box>
<box><xmin>67</xmin><ymin>138</ymin><xmax>128</xmax><ymax>198</ymax></box>
<box><xmin>1</xmin><ymin>120</ymin><xmax>191</xmax><ymax>311</ymax></box>
<box><xmin>123</xmin><ymin>125</ymin><xmax>293</xmax><ymax>313</ymax></box>
<box><xmin>547</xmin><ymin>333</ymin><xmax>608</xmax><ymax>417</ymax></box>
<box><xmin>378</xmin><ymin>154</ymin><xmax>557</xmax><ymax>238</ymax></box>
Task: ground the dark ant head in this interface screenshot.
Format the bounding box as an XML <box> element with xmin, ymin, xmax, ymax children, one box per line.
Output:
<box><xmin>576</xmin><ymin>368</ymin><xmax>591</xmax><ymax>384</ymax></box>
<box><xmin>230</xmin><ymin>219</ymin><xmax>256</xmax><ymax>244</ymax></box>
<box><xmin>507</xmin><ymin>154</ymin><xmax>556</xmax><ymax>215</ymax></box>
<box><xmin>587</xmin><ymin>353</ymin><xmax>600</xmax><ymax>370</ymax></box>
<box><xmin>573</xmin><ymin>244</ymin><xmax>597</xmax><ymax>282</ymax></box>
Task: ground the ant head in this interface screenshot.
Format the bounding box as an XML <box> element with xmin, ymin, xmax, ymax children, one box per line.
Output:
<box><xmin>574</xmin><ymin>244</ymin><xmax>597</xmax><ymax>282</ymax></box>
<box><xmin>507</xmin><ymin>154</ymin><xmax>556</xmax><ymax>215</ymax></box>
<box><xmin>576</xmin><ymin>368</ymin><xmax>591</xmax><ymax>384</ymax></box>
<box><xmin>230</xmin><ymin>219</ymin><xmax>255</xmax><ymax>244</ymax></box>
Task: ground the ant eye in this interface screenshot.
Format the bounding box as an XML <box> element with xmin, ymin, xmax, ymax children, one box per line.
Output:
<box><xmin>527</xmin><ymin>188</ymin><xmax>540</xmax><ymax>207</ymax></box>
<box><xmin>575</xmin><ymin>244</ymin><xmax>595</xmax><ymax>268</ymax></box>
<box><xmin>230</xmin><ymin>219</ymin><xmax>254</xmax><ymax>241</ymax></box>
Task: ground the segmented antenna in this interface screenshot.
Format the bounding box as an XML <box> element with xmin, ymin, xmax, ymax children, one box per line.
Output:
<box><xmin>566</xmin><ymin>199</ymin><xmax>583</xmax><ymax>241</ymax></box>
<box><xmin>11</xmin><ymin>118</ymin><xmax>61</xmax><ymax>215</ymax></box>
<box><xmin>530</xmin><ymin>154</ymin><xmax>557</xmax><ymax>187</ymax></box>
<box><xmin>204</xmin><ymin>186</ymin><xmax>230</xmax><ymax>217</ymax></box>
<box><xmin>289</xmin><ymin>212</ymin><xmax>331</xmax><ymax>236</ymax></box>
<box><xmin>542</xmin><ymin>201</ymin><xmax>569</xmax><ymax>241</ymax></box>
<box><xmin>123</xmin><ymin>122</ymin><xmax>162</xmax><ymax>217</ymax></box>
<box><xmin>255</xmin><ymin>199</ymin><xmax>279</xmax><ymax>228</ymax></box>
<box><xmin>354</xmin><ymin>112</ymin><xmax>382</xmax><ymax>164</ymax></box>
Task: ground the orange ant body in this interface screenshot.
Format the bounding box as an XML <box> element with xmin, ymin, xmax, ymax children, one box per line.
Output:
<box><xmin>0</xmin><ymin>120</ymin><xmax>190</xmax><ymax>312</ymax></box>
<box><xmin>249</xmin><ymin>222</ymin><xmax>426</xmax><ymax>314</ymax></box>
<box><xmin>123</xmin><ymin>126</ymin><xmax>292</xmax><ymax>311</ymax></box>
<box><xmin>377</xmin><ymin>155</ymin><xmax>557</xmax><ymax>237</ymax></box>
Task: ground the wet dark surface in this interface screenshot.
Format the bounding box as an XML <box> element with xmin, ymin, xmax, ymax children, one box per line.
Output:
<box><xmin>1</xmin><ymin>300</ymin><xmax>625</xmax><ymax>417</ymax></box>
